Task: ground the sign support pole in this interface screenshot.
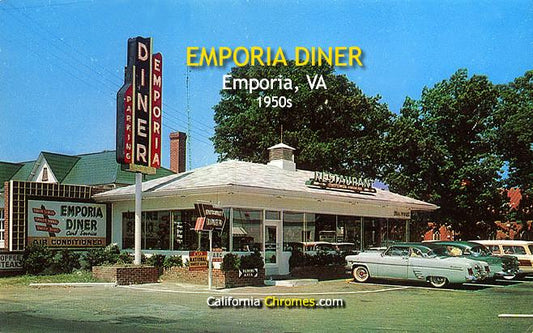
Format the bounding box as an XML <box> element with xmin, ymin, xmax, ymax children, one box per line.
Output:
<box><xmin>208</xmin><ymin>229</ymin><xmax>213</xmax><ymax>290</ymax></box>
<box><xmin>134</xmin><ymin>172</ymin><xmax>142</xmax><ymax>265</ymax></box>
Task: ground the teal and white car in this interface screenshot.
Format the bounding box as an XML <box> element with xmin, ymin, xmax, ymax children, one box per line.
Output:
<box><xmin>345</xmin><ymin>243</ymin><xmax>490</xmax><ymax>288</ymax></box>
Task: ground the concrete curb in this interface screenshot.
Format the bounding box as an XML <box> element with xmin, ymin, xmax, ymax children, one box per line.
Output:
<box><xmin>264</xmin><ymin>279</ymin><xmax>319</xmax><ymax>287</ymax></box>
<box><xmin>29</xmin><ymin>282</ymin><xmax>116</xmax><ymax>287</ymax></box>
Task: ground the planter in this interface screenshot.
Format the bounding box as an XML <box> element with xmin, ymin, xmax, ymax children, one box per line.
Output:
<box><xmin>92</xmin><ymin>265</ymin><xmax>159</xmax><ymax>285</ymax></box>
<box><xmin>290</xmin><ymin>265</ymin><xmax>346</xmax><ymax>280</ymax></box>
<box><xmin>223</xmin><ymin>268</ymin><xmax>265</xmax><ymax>288</ymax></box>
<box><xmin>161</xmin><ymin>266</ymin><xmax>265</xmax><ymax>288</ymax></box>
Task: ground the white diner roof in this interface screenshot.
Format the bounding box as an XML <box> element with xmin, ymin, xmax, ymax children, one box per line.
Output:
<box><xmin>94</xmin><ymin>160</ymin><xmax>438</xmax><ymax>211</ymax></box>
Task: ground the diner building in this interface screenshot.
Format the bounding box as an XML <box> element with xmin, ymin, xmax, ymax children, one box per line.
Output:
<box><xmin>95</xmin><ymin>142</ymin><xmax>438</xmax><ymax>276</ymax></box>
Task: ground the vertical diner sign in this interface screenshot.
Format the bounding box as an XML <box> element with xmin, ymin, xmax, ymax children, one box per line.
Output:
<box><xmin>117</xmin><ymin>37</ymin><xmax>162</xmax><ymax>174</ymax></box>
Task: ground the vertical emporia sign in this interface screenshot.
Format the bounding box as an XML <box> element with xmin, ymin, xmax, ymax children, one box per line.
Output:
<box><xmin>117</xmin><ymin>37</ymin><xmax>162</xmax><ymax>174</ymax></box>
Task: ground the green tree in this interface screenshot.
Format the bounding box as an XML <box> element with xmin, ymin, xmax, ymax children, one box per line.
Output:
<box><xmin>384</xmin><ymin>69</ymin><xmax>505</xmax><ymax>239</ymax></box>
<box><xmin>212</xmin><ymin>62</ymin><xmax>393</xmax><ymax>178</ymax></box>
<box><xmin>494</xmin><ymin>70</ymin><xmax>533</xmax><ymax>222</ymax></box>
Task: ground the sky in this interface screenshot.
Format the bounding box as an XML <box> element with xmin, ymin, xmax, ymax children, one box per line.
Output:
<box><xmin>0</xmin><ymin>0</ymin><xmax>531</xmax><ymax>170</ymax></box>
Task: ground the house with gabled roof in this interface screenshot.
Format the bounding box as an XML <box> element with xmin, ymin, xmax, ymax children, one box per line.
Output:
<box><xmin>0</xmin><ymin>150</ymin><xmax>174</xmax><ymax>251</ymax></box>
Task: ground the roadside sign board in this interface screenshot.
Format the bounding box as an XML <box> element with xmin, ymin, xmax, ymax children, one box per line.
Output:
<box><xmin>238</xmin><ymin>268</ymin><xmax>259</xmax><ymax>278</ymax></box>
<box><xmin>27</xmin><ymin>200</ymin><xmax>106</xmax><ymax>248</ymax></box>
<box><xmin>194</xmin><ymin>203</ymin><xmax>225</xmax><ymax>231</ymax></box>
<box><xmin>189</xmin><ymin>251</ymin><xmax>208</xmax><ymax>271</ymax></box>
<box><xmin>212</xmin><ymin>248</ymin><xmax>224</xmax><ymax>263</ymax></box>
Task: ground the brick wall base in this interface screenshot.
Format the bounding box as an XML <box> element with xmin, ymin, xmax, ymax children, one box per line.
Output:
<box><xmin>290</xmin><ymin>266</ymin><xmax>346</xmax><ymax>280</ymax></box>
<box><xmin>0</xmin><ymin>270</ymin><xmax>24</xmax><ymax>277</ymax></box>
<box><xmin>161</xmin><ymin>267</ymin><xmax>265</xmax><ymax>288</ymax></box>
<box><xmin>92</xmin><ymin>266</ymin><xmax>159</xmax><ymax>285</ymax></box>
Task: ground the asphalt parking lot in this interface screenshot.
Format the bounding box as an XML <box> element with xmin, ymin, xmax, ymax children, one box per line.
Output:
<box><xmin>1</xmin><ymin>277</ymin><xmax>533</xmax><ymax>333</ymax></box>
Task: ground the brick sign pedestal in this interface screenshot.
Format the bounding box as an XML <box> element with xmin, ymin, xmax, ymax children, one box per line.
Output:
<box><xmin>162</xmin><ymin>267</ymin><xmax>265</xmax><ymax>288</ymax></box>
<box><xmin>92</xmin><ymin>265</ymin><xmax>159</xmax><ymax>285</ymax></box>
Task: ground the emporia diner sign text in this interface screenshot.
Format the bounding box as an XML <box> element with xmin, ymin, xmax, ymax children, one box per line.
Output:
<box><xmin>116</xmin><ymin>37</ymin><xmax>162</xmax><ymax>174</ymax></box>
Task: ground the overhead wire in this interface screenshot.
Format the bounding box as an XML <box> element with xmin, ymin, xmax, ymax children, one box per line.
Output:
<box><xmin>1</xmin><ymin>3</ymin><xmax>216</xmax><ymax>143</ymax></box>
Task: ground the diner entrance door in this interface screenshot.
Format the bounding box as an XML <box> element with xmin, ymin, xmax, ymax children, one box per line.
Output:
<box><xmin>264</xmin><ymin>216</ymin><xmax>281</xmax><ymax>276</ymax></box>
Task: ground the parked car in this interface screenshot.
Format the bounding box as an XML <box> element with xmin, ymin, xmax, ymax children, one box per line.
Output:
<box><xmin>333</xmin><ymin>242</ymin><xmax>357</xmax><ymax>253</ymax></box>
<box><xmin>345</xmin><ymin>243</ymin><xmax>490</xmax><ymax>288</ymax></box>
<box><xmin>472</xmin><ymin>240</ymin><xmax>533</xmax><ymax>276</ymax></box>
<box><xmin>423</xmin><ymin>241</ymin><xmax>520</xmax><ymax>280</ymax></box>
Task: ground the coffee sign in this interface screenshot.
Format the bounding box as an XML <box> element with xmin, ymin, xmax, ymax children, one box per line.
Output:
<box><xmin>0</xmin><ymin>252</ymin><xmax>23</xmax><ymax>271</ymax></box>
<box><xmin>27</xmin><ymin>200</ymin><xmax>107</xmax><ymax>248</ymax></box>
<box><xmin>117</xmin><ymin>37</ymin><xmax>162</xmax><ymax>174</ymax></box>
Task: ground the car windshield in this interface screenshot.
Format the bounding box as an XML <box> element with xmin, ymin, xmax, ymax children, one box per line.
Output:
<box><xmin>431</xmin><ymin>246</ymin><xmax>451</xmax><ymax>256</ymax></box>
<box><xmin>469</xmin><ymin>245</ymin><xmax>491</xmax><ymax>256</ymax></box>
<box><xmin>421</xmin><ymin>248</ymin><xmax>437</xmax><ymax>258</ymax></box>
<box><xmin>409</xmin><ymin>247</ymin><xmax>436</xmax><ymax>258</ymax></box>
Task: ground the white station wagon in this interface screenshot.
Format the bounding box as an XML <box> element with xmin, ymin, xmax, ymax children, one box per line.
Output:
<box><xmin>473</xmin><ymin>240</ymin><xmax>533</xmax><ymax>275</ymax></box>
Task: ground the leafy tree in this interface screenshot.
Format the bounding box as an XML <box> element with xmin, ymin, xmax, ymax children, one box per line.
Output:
<box><xmin>212</xmin><ymin>61</ymin><xmax>393</xmax><ymax>178</ymax></box>
<box><xmin>384</xmin><ymin>69</ymin><xmax>505</xmax><ymax>239</ymax></box>
<box><xmin>494</xmin><ymin>70</ymin><xmax>533</xmax><ymax>222</ymax></box>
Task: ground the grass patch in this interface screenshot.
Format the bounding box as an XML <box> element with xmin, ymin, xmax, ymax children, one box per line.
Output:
<box><xmin>0</xmin><ymin>270</ymin><xmax>99</xmax><ymax>287</ymax></box>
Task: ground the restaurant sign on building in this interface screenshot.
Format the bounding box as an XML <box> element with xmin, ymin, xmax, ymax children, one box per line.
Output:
<box><xmin>27</xmin><ymin>200</ymin><xmax>106</xmax><ymax>248</ymax></box>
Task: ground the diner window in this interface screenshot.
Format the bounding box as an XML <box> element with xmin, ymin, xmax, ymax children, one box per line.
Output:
<box><xmin>121</xmin><ymin>211</ymin><xmax>172</xmax><ymax>250</ymax></box>
<box><xmin>144</xmin><ymin>211</ymin><xmax>171</xmax><ymax>250</ymax></box>
<box><xmin>172</xmin><ymin>210</ymin><xmax>197</xmax><ymax>250</ymax></box>
<box><xmin>304</xmin><ymin>213</ymin><xmax>315</xmax><ymax>242</ymax></box>
<box><xmin>0</xmin><ymin>209</ymin><xmax>4</xmax><ymax>244</ymax></box>
<box><xmin>122</xmin><ymin>209</ymin><xmax>229</xmax><ymax>251</ymax></box>
<box><xmin>122</xmin><ymin>212</ymin><xmax>135</xmax><ymax>249</ymax></box>
<box><xmin>314</xmin><ymin>214</ymin><xmax>336</xmax><ymax>242</ymax></box>
<box><xmin>363</xmin><ymin>217</ymin><xmax>384</xmax><ymax>248</ymax></box>
<box><xmin>283</xmin><ymin>212</ymin><xmax>304</xmax><ymax>250</ymax></box>
<box><xmin>337</xmin><ymin>216</ymin><xmax>361</xmax><ymax>248</ymax></box>
<box><xmin>266</xmin><ymin>210</ymin><xmax>281</xmax><ymax>220</ymax></box>
<box><xmin>232</xmin><ymin>209</ymin><xmax>262</xmax><ymax>252</ymax></box>
<box><xmin>387</xmin><ymin>219</ymin><xmax>406</xmax><ymax>243</ymax></box>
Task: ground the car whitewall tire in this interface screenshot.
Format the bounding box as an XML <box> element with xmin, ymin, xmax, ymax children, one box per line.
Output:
<box><xmin>353</xmin><ymin>266</ymin><xmax>370</xmax><ymax>283</ymax></box>
<box><xmin>428</xmin><ymin>276</ymin><xmax>448</xmax><ymax>288</ymax></box>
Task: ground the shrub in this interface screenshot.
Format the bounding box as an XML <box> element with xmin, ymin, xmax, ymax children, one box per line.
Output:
<box><xmin>146</xmin><ymin>254</ymin><xmax>166</xmax><ymax>268</ymax></box>
<box><xmin>22</xmin><ymin>243</ymin><xmax>54</xmax><ymax>275</ymax></box>
<box><xmin>239</xmin><ymin>251</ymin><xmax>264</xmax><ymax>270</ymax></box>
<box><xmin>53</xmin><ymin>249</ymin><xmax>81</xmax><ymax>274</ymax></box>
<box><xmin>289</xmin><ymin>250</ymin><xmax>306</xmax><ymax>271</ymax></box>
<box><xmin>163</xmin><ymin>255</ymin><xmax>183</xmax><ymax>269</ymax></box>
<box><xmin>221</xmin><ymin>253</ymin><xmax>239</xmax><ymax>272</ymax></box>
<box><xmin>117</xmin><ymin>251</ymin><xmax>134</xmax><ymax>264</ymax></box>
<box><xmin>105</xmin><ymin>243</ymin><xmax>121</xmax><ymax>263</ymax></box>
<box><xmin>82</xmin><ymin>244</ymin><xmax>122</xmax><ymax>269</ymax></box>
<box><xmin>82</xmin><ymin>248</ymin><xmax>108</xmax><ymax>270</ymax></box>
